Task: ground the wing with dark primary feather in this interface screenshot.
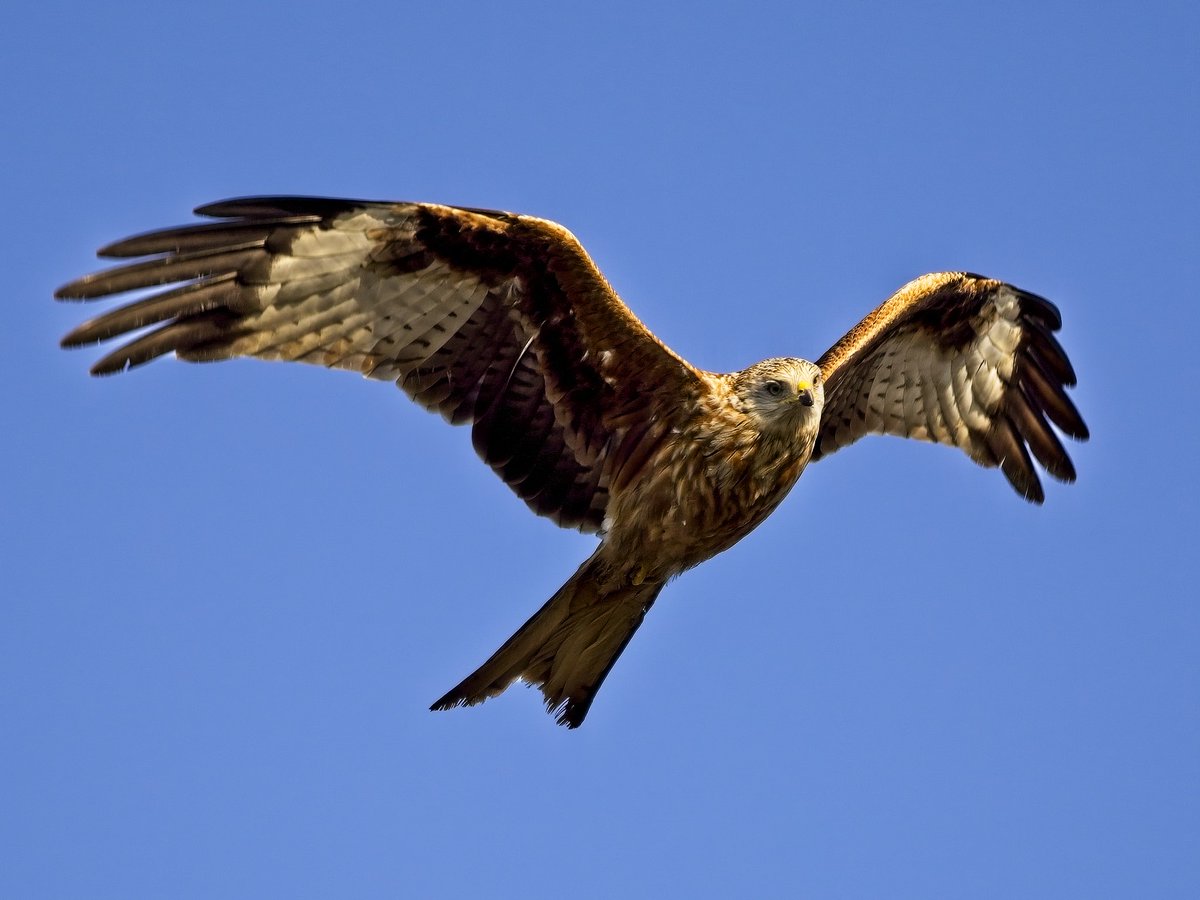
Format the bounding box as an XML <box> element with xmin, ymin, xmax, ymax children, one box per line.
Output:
<box><xmin>56</xmin><ymin>197</ymin><xmax>705</xmax><ymax>531</ymax></box>
<box><xmin>812</xmin><ymin>272</ymin><xmax>1088</xmax><ymax>503</ymax></box>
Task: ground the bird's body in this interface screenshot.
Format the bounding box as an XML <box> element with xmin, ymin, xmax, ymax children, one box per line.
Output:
<box><xmin>57</xmin><ymin>197</ymin><xmax>1087</xmax><ymax>727</ymax></box>
<box><xmin>434</xmin><ymin>358</ymin><xmax>825</xmax><ymax>724</ymax></box>
<box><xmin>604</xmin><ymin>360</ymin><xmax>822</xmax><ymax>576</ymax></box>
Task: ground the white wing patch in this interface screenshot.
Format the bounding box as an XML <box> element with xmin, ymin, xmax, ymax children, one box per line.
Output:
<box><xmin>821</xmin><ymin>283</ymin><xmax>1029</xmax><ymax>453</ymax></box>
<box><xmin>217</xmin><ymin>214</ymin><xmax>499</xmax><ymax>380</ymax></box>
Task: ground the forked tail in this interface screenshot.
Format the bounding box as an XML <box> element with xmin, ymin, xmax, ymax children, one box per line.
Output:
<box><xmin>431</xmin><ymin>553</ymin><xmax>663</xmax><ymax>727</ymax></box>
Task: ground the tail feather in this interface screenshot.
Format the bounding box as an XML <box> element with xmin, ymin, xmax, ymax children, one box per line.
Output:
<box><xmin>431</xmin><ymin>555</ymin><xmax>662</xmax><ymax>727</ymax></box>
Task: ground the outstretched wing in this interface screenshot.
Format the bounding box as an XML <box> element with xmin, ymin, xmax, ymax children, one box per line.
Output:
<box><xmin>57</xmin><ymin>197</ymin><xmax>705</xmax><ymax>531</ymax></box>
<box><xmin>812</xmin><ymin>272</ymin><xmax>1088</xmax><ymax>503</ymax></box>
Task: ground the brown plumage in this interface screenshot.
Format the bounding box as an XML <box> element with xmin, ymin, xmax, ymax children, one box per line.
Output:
<box><xmin>56</xmin><ymin>196</ymin><xmax>1089</xmax><ymax>727</ymax></box>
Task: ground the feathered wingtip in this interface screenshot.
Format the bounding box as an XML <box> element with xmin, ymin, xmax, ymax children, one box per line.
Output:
<box><xmin>991</xmin><ymin>286</ymin><xmax>1089</xmax><ymax>502</ymax></box>
<box><xmin>52</xmin><ymin>199</ymin><xmax>367</xmax><ymax>376</ymax></box>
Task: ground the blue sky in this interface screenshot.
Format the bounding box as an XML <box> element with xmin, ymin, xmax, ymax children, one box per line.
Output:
<box><xmin>3</xmin><ymin>2</ymin><xmax>1198</xmax><ymax>897</ymax></box>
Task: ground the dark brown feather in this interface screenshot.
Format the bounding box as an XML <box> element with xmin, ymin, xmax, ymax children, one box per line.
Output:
<box><xmin>192</xmin><ymin>196</ymin><xmax>366</xmax><ymax>219</ymax></box>
<box><xmin>58</xmin><ymin>245</ymin><xmax>269</xmax><ymax>301</ymax></box>
<box><xmin>1023</xmin><ymin>317</ymin><xmax>1078</xmax><ymax>386</ymax></box>
<box><xmin>985</xmin><ymin>414</ymin><xmax>1043</xmax><ymax>502</ymax></box>
<box><xmin>90</xmin><ymin>313</ymin><xmax>242</xmax><ymax>375</ymax></box>
<box><xmin>1007</xmin><ymin>382</ymin><xmax>1076</xmax><ymax>482</ymax></box>
<box><xmin>98</xmin><ymin>217</ymin><xmax>317</xmax><ymax>258</ymax></box>
<box><xmin>61</xmin><ymin>275</ymin><xmax>241</xmax><ymax>347</ymax></box>
<box><xmin>1020</xmin><ymin>353</ymin><xmax>1088</xmax><ymax>439</ymax></box>
<box><xmin>1013</xmin><ymin>287</ymin><xmax>1063</xmax><ymax>330</ymax></box>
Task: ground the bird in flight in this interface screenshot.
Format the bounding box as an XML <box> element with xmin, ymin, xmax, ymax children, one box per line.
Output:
<box><xmin>57</xmin><ymin>197</ymin><xmax>1088</xmax><ymax>727</ymax></box>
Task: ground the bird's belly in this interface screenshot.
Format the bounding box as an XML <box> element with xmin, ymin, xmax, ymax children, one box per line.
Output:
<box><xmin>603</xmin><ymin>443</ymin><xmax>810</xmax><ymax>580</ymax></box>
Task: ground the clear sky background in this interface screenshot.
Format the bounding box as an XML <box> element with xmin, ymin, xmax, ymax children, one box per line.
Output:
<box><xmin>3</xmin><ymin>2</ymin><xmax>1197</xmax><ymax>898</ymax></box>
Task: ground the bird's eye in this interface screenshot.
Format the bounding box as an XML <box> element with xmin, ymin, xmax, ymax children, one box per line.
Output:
<box><xmin>764</xmin><ymin>380</ymin><xmax>783</xmax><ymax>397</ymax></box>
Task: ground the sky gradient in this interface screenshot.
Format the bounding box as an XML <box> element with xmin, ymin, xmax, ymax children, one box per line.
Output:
<box><xmin>3</xmin><ymin>2</ymin><xmax>1198</xmax><ymax>897</ymax></box>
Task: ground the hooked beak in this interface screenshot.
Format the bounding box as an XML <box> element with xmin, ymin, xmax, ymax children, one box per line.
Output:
<box><xmin>797</xmin><ymin>383</ymin><xmax>814</xmax><ymax>407</ymax></box>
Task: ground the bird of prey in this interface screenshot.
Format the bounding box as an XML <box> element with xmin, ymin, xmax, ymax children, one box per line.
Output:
<box><xmin>56</xmin><ymin>196</ymin><xmax>1088</xmax><ymax>727</ymax></box>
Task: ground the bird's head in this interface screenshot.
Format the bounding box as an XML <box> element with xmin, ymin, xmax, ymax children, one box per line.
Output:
<box><xmin>732</xmin><ymin>357</ymin><xmax>824</xmax><ymax>432</ymax></box>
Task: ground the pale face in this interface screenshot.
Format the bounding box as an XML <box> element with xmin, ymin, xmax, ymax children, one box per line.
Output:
<box><xmin>734</xmin><ymin>357</ymin><xmax>825</xmax><ymax>430</ymax></box>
